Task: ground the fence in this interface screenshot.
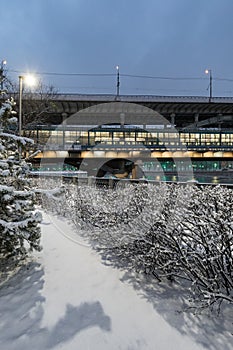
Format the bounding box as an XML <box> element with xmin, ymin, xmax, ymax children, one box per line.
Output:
<box><xmin>30</xmin><ymin>171</ymin><xmax>233</xmax><ymax>189</ymax></box>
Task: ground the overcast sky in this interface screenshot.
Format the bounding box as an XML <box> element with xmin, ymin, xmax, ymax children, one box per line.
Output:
<box><xmin>1</xmin><ymin>0</ymin><xmax>233</xmax><ymax>96</ymax></box>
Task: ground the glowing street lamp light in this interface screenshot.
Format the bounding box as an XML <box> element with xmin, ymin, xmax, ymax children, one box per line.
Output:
<box><xmin>24</xmin><ymin>74</ymin><xmax>37</xmax><ymax>87</ymax></box>
<box><xmin>205</xmin><ymin>69</ymin><xmax>212</xmax><ymax>102</ymax></box>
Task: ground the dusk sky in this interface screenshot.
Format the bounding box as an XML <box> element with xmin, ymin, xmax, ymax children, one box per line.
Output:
<box><xmin>1</xmin><ymin>0</ymin><xmax>233</xmax><ymax>96</ymax></box>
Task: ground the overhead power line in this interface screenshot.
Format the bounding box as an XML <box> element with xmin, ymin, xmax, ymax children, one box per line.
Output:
<box><xmin>214</xmin><ymin>77</ymin><xmax>233</xmax><ymax>82</ymax></box>
<box><xmin>9</xmin><ymin>69</ymin><xmax>115</xmax><ymax>77</ymax></box>
<box><xmin>9</xmin><ymin>69</ymin><xmax>208</xmax><ymax>80</ymax></box>
<box><xmin>121</xmin><ymin>74</ymin><xmax>206</xmax><ymax>81</ymax></box>
<box><xmin>8</xmin><ymin>68</ymin><xmax>233</xmax><ymax>83</ymax></box>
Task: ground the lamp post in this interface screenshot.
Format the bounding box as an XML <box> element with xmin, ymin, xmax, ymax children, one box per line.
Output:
<box><xmin>18</xmin><ymin>74</ymin><xmax>37</xmax><ymax>159</ymax></box>
<box><xmin>205</xmin><ymin>69</ymin><xmax>212</xmax><ymax>102</ymax></box>
<box><xmin>18</xmin><ymin>75</ymin><xmax>23</xmax><ymax>137</ymax></box>
<box><xmin>18</xmin><ymin>74</ymin><xmax>37</xmax><ymax>136</ymax></box>
<box><xmin>0</xmin><ymin>59</ymin><xmax>7</xmax><ymax>92</ymax></box>
<box><xmin>116</xmin><ymin>65</ymin><xmax>120</xmax><ymax>97</ymax></box>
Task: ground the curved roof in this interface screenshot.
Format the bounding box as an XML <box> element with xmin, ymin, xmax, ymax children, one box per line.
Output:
<box><xmin>55</xmin><ymin>94</ymin><xmax>233</xmax><ymax>114</ymax></box>
<box><xmin>65</xmin><ymin>101</ymin><xmax>170</xmax><ymax>126</ymax></box>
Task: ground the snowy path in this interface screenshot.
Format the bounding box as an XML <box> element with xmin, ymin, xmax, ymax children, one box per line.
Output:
<box><xmin>0</xmin><ymin>212</ymin><xmax>232</xmax><ymax>350</ymax></box>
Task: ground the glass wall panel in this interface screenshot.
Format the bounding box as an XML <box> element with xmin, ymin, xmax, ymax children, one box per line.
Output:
<box><xmin>37</xmin><ymin>130</ymin><xmax>51</xmax><ymax>145</ymax></box>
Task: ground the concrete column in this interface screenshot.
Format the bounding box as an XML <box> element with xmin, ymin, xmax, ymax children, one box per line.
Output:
<box><xmin>132</xmin><ymin>160</ymin><xmax>143</xmax><ymax>179</ymax></box>
<box><xmin>195</xmin><ymin>113</ymin><xmax>199</xmax><ymax>123</ymax></box>
<box><xmin>171</xmin><ymin>113</ymin><xmax>175</xmax><ymax>125</ymax></box>
<box><xmin>120</xmin><ymin>113</ymin><xmax>125</xmax><ymax>127</ymax></box>
<box><xmin>132</xmin><ymin>164</ymin><xmax>137</xmax><ymax>179</ymax></box>
<box><xmin>62</xmin><ymin>113</ymin><xmax>68</xmax><ymax>148</ymax></box>
<box><xmin>62</xmin><ymin>112</ymin><xmax>68</xmax><ymax>125</ymax></box>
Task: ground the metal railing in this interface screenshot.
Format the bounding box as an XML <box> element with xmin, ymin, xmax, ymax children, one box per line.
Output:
<box><xmin>30</xmin><ymin>172</ymin><xmax>233</xmax><ymax>189</ymax></box>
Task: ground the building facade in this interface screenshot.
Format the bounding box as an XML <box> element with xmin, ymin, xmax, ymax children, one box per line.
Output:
<box><xmin>12</xmin><ymin>94</ymin><xmax>233</xmax><ymax>180</ymax></box>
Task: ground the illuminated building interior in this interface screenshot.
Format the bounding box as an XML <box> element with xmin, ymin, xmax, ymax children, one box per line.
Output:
<box><xmin>25</xmin><ymin>124</ymin><xmax>233</xmax><ymax>178</ymax></box>
<box><xmin>9</xmin><ymin>94</ymin><xmax>233</xmax><ymax>179</ymax></box>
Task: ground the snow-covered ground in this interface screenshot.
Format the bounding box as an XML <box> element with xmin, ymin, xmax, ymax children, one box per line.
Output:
<box><xmin>0</xmin><ymin>211</ymin><xmax>232</xmax><ymax>350</ymax></box>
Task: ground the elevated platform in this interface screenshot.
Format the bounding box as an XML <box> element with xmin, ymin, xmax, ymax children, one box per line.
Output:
<box><xmin>3</xmin><ymin>93</ymin><xmax>233</xmax><ymax>129</ymax></box>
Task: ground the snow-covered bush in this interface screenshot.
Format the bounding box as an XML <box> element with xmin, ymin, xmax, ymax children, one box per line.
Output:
<box><xmin>134</xmin><ymin>184</ymin><xmax>233</xmax><ymax>310</ymax></box>
<box><xmin>41</xmin><ymin>177</ymin><xmax>233</xmax><ymax>310</ymax></box>
<box><xmin>50</xmin><ymin>181</ymin><xmax>232</xmax><ymax>311</ymax></box>
<box><xmin>60</xmin><ymin>182</ymin><xmax>169</xmax><ymax>248</ymax></box>
<box><xmin>32</xmin><ymin>176</ymin><xmax>65</xmax><ymax>216</ymax></box>
<box><xmin>0</xmin><ymin>99</ymin><xmax>41</xmax><ymax>259</ymax></box>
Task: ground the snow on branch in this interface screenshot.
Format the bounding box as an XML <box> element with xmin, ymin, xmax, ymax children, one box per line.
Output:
<box><xmin>0</xmin><ymin>97</ymin><xmax>41</xmax><ymax>261</ymax></box>
<box><xmin>49</xmin><ymin>182</ymin><xmax>233</xmax><ymax>312</ymax></box>
<box><xmin>0</xmin><ymin>132</ymin><xmax>34</xmax><ymax>146</ymax></box>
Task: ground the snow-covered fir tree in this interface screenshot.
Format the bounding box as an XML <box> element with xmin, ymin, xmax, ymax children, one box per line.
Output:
<box><xmin>0</xmin><ymin>99</ymin><xmax>41</xmax><ymax>259</ymax></box>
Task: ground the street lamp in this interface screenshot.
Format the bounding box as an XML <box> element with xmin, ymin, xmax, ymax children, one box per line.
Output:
<box><xmin>205</xmin><ymin>69</ymin><xmax>213</xmax><ymax>102</ymax></box>
<box><xmin>116</xmin><ymin>65</ymin><xmax>120</xmax><ymax>97</ymax></box>
<box><xmin>18</xmin><ymin>74</ymin><xmax>37</xmax><ymax>160</ymax></box>
<box><xmin>0</xmin><ymin>59</ymin><xmax>7</xmax><ymax>92</ymax></box>
<box><xmin>18</xmin><ymin>74</ymin><xmax>37</xmax><ymax>137</ymax></box>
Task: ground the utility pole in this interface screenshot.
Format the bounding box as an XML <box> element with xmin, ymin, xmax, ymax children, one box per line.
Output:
<box><xmin>116</xmin><ymin>65</ymin><xmax>120</xmax><ymax>97</ymax></box>
<box><xmin>205</xmin><ymin>69</ymin><xmax>213</xmax><ymax>102</ymax></box>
